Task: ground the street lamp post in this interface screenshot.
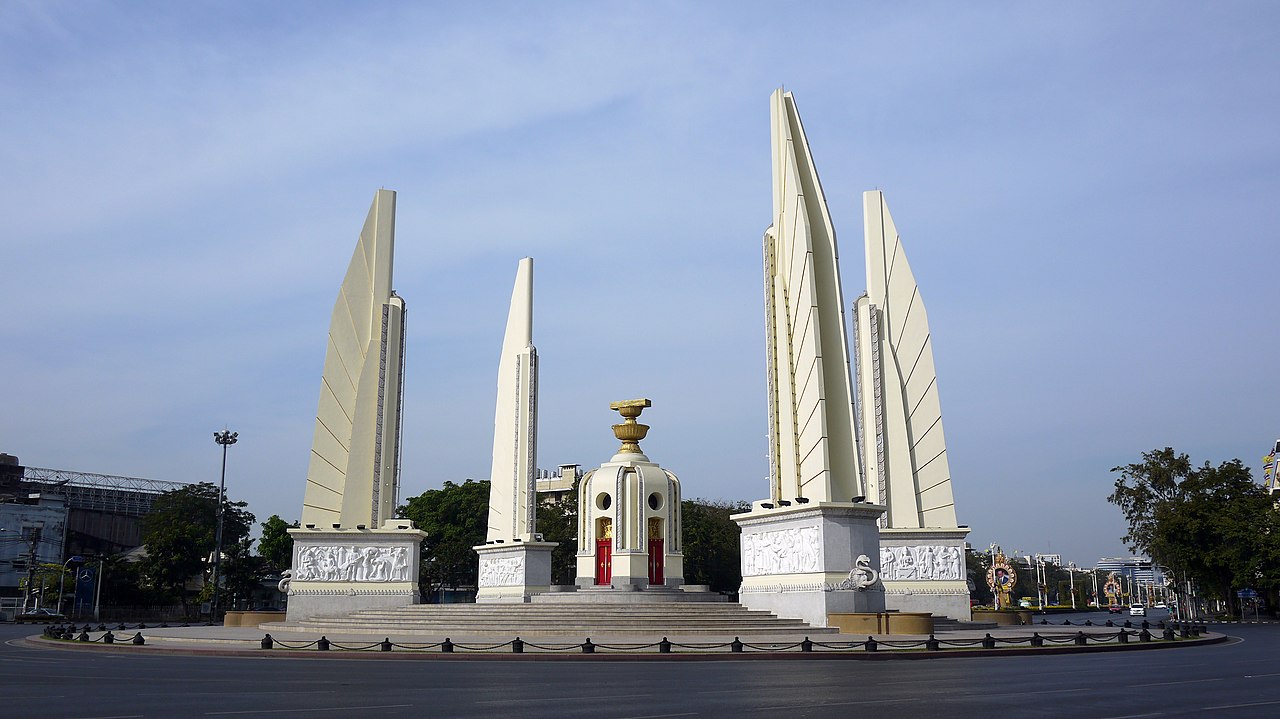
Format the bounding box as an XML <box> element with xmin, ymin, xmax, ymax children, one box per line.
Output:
<box><xmin>57</xmin><ymin>555</ymin><xmax>83</xmax><ymax>616</ymax></box>
<box><xmin>1068</xmin><ymin>562</ymin><xmax>1077</xmax><ymax>610</ymax></box>
<box><xmin>211</xmin><ymin>429</ymin><xmax>238</xmax><ymax>622</ymax></box>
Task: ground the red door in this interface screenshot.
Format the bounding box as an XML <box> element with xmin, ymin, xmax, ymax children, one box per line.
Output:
<box><xmin>648</xmin><ymin>537</ymin><xmax>664</xmax><ymax>585</ymax></box>
<box><xmin>595</xmin><ymin>539</ymin><xmax>612</xmax><ymax>585</ymax></box>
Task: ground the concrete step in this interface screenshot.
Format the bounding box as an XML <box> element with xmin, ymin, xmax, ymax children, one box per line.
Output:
<box><xmin>268</xmin><ymin>600</ymin><xmax>838</xmax><ymax>636</ymax></box>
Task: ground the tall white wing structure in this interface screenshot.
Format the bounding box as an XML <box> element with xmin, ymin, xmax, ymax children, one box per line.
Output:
<box><xmin>763</xmin><ymin>89</ymin><xmax>862</xmax><ymax>504</ymax></box>
<box><xmin>485</xmin><ymin>258</ymin><xmax>539</xmax><ymax>543</ymax></box>
<box><xmin>301</xmin><ymin>189</ymin><xmax>405</xmax><ymax>529</ymax></box>
<box><xmin>854</xmin><ymin>190</ymin><xmax>957</xmax><ymax>529</ymax></box>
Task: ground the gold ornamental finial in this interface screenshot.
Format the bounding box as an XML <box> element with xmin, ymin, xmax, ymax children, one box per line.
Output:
<box><xmin>609</xmin><ymin>398</ymin><xmax>652</xmax><ymax>454</ymax></box>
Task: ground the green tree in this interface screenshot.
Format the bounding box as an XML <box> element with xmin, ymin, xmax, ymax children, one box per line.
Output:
<box><xmin>258</xmin><ymin>515</ymin><xmax>297</xmax><ymax>573</ymax></box>
<box><xmin>681</xmin><ymin>498</ymin><xmax>748</xmax><ymax>593</ymax></box>
<box><xmin>965</xmin><ymin>549</ymin><xmax>993</xmax><ymax>606</ymax></box>
<box><xmin>140</xmin><ymin>482</ymin><xmax>254</xmax><ymax>612</ymax></box>
<box><xmin>1109</xmin><ymin>448</ymin><xmax>1280</xmax><ymax>617</ymax></box>
<box><xmin>399</xmin><ymin>479</ymin><xmax>490</xmax><ymax>597</ymax></box>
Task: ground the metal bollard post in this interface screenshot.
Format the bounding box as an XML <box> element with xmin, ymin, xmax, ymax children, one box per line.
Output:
<box><xmin>381</xmin><ymin>638</ymin><xmax>392</xmax><ymax>652</ymax></box>
<box><xmin>801</xmin><ymin>637</ymin><xmax>813</xmax><ymax>653</ymax></box>
<box><xmin>582</xmin><ymin>638</ymin><xmax>595</xmax><ymax>654</ymax></box>
<box><xmin>866</xmin><ymin>636</ymin><xmax>879</xmax><ymax>652</ymax></box>
<box><xmin>982</xmin><ymin>633</ymin><xmax>995</xmax><ymax>649</ymax></box>
<box><xmin>1118</xmin><ymin>629</ymin><xmax>1128</xmax><ymax>643</ymax></box>
<box><xmin>261</xmin><ymin>634</ymin><xmax>274</xmax><ymax>650</ymax></box>
<box><xmin>442</xmin><ymin>638</ymin><xmax>454</xmax><ymax>653</ymax></box>
<box><xmin>731</xmin><ymin>637</ymin><xmax>744</xmax><ymax>653</ymax></box>
<box><xmin>659</xmin><ymin>637</ymin><xmax>671</xmax><ymax>654</ymax></box>
<box><xmin>512</xmin><ymin>637</ymin><xmax>524</xmax><ymax>654</ymax></box>
<box><xmin>926</xmin><ymin>634</ymin><xmax>940</xmax><ymax>651</ymax></box>
<box><xmin>103</xmin><ymin>631</ymin><xmax>115</xmax><ymax>644</ymax></box>
<box><xmin>1163</xmin><ymin>627</ymin><xmax>1176</xmax><ymax>641</ymax></box>
<box><xmin>77</xmin><ymin>631</ymin><xmax>89</xmax><ymax>642</ymax></box>
<box><xmin>1074</xmin><ymin>632</ymin><xmax>1087</xmax><ymax>646</ymax></box>
<box><xmin>132</xmin><ymin>632</ymin><xmax>145</xmax><ymax>645</ymax></box>
<box><xmin>1031</xmin><ymin>633</ymin><xmax>1044</xmax><ymax>648</ymax></box>
<box><xmin>317</xmin><ymin>636</ymin><xmax>330</xmax><ymax>651</ymax></box>
<box><xmin>1105</xmin><ymin>619</ymin><xmax>1114</xmax><ymax>627</ymax></box>
<box><xmin>1140</xmin><ymin>629</ymin><xmax>1152</xmax><ymax>642</ymax></box>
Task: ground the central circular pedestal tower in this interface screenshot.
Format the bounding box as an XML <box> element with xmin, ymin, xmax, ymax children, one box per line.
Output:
<box><xmin>575</xmin><ymin>399</ymin><xmax>684</xmax><ymax>591</ymax></box>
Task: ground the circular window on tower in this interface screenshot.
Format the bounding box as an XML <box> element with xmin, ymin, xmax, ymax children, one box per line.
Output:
<box><xmin>596</xmin><ymin>493</ymin><xmax>612</xmax><ymax>510</ymax></box>
<box><xmin>647</xmin><ymin>492</ymin><xmax>663</xmax><ymax>511</ymax></box>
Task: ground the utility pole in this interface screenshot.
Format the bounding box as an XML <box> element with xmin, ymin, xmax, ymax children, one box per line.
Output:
<box><xmin>22</xmin><ymin>526</ymin><xmax>42</xmax><ymax>613</ymax></box>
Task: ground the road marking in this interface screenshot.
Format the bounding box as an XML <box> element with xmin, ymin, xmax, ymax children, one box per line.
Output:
<box><xmin>748</xmin><ymin>698</ymin><xmax>920</xmax><ymax>711</ymax></box>
<box><xmin>1099</xmin><ymin>713</ymin><xmax>1163</xmax><ymax>719</ymax></box>
<box><xmin>1244</xmin><ymin>672</ymin><xmax>1280</xmax><ymax>678</ymax></box>
<box><xmin>1022</xmin><ymin>688</ymin><xmax>1090</xmax><ymax>695</ymax></box>
<box><xmin>1203</xmin><ymin>700</ymin><xmax>1280</xmax><ymax>710</ymax></box>
<box><xmin>1128</xmin><ymin>677</ymin><xmax>1223</xmax><ymax>688</ymax></box>
<box><xmin>615</xmin><ymin>714</ymin><xmax>697</xmax><ymax>719</ymax></box>
<box><xmin>476</xmin><ymin>690</ymin><xmax>650</xmax><ymax>701</ymax></box>
<box><xmin>207</xmin><ymin>706</ymin><xmax>411</xmax><ymax>715</ymax></box>
<box><xmin>65</xmin><ymin>715</ymin><xmax>143</xmax><ymax>719</ymax></box>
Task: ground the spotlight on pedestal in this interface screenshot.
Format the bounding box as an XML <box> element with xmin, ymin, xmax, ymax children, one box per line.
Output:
<box><xmin>356</xmin><ymin>524</ymin><xmax>367</xmax><ymax>530</ymax></box>
<box><xmin>795</xmin><ymin>497</ymin><xmax>810</xmax><ymax>504</ymax></box>
<box><xmin>852</xmin><ymin>496</ymin><xmax>866</xmax><ymax>503</ymax></box>
<box><xmin>305</xmin><ymin>524</ymin><xmax>315</xmax><ymax>529</ymax></box>
<box><xmin>760</xmin><ymin>502</ymin><xmax>775</xmax><ymax>509</ymax></box>
<box><xmin>777</xmin><ymin>500</ymin><xmax>792</xmax><ymax>507</ymax></box>
<box><xmin>331</xmin><ymin>523</ymin><xmax>341</xmax><ymax>529</ymax></box>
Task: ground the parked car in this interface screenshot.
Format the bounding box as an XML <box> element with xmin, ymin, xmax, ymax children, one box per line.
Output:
<box><xmin>1108</xmin><ymin>605</ymin><xmax>1124</xmax><ymax>614</ymax></box>
<box><xmin>1129</xmin><ymin>604</ymin><xmax>1146</xmax><ymax>616</ymax></box>
<box><xmin>1154</xmin><ymin>602</ymin><xmax>1167</xmax><ymax>609</ymax></box>
<box><xmin>16</xmin><ymin>608</ymin><xmax>65</xmax><ymax>623</ymax></box>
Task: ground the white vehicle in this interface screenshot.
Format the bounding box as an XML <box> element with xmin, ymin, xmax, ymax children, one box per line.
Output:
<box><xmin>1154</xmin><ymin>602</ymin><xmax>1167</xmax><ymax>609</ymax></box>
<box><xmin>1129</xmin><ymin>604</ymin><xmax>1146</xmax><ymax>616</ymax></box>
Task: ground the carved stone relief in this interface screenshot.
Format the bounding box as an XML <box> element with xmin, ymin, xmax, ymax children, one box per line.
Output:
<box><xmin>478</xmin><ymin>555</ymin><xmax>526</xmax><ymax>588</ymax></box>
<box><xmin>741</xmin><ymin>526</ymin><xmax>821</xmax><ymax>577</ymax></box>
<box><xmin>878</xmin><ymin>545</ymin><xmax>962</xmax><ymax>581</ymax></box>
<box><xmin>293</xmin><ymin>545</ymin><xmax>410</xmax><ymax>582</ymax></box>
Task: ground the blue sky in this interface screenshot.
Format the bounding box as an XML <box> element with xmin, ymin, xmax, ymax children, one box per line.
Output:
<box><xmin>3</xmin><ymin>1</ymin><xmax>1276</xmax><ymax>568</ymax></box>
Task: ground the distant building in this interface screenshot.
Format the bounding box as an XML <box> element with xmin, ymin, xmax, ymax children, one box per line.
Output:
<box><xmin>1264</xmin><ymin>440</ymin><xmax>1279</xmax><ymax>496</ymax></box>
<box><xmin>0</xmin><ymin>492</ymin><xmax>68</xmax><ymax>604</ymax></box>
<box><xmin>1095</xmin><ymin>556</ymin><xmax>1165</xmax><ymax>588</ymax></box>
<box><xmin>0</xmin><ymin>454</ymin><xmax>190</xmax><ymax>573</ymax></box>
<box><xmin>534</xmin><ymin>464</ymin><xmax>581</xmax><ymax>504</ymax></box>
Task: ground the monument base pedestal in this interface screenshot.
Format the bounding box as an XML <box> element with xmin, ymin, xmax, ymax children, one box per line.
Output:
<box><xmin>879</xmin><ymin>527</ymin><xmax>972</xmax><ymax>621</ymax></box>
<box><xmin>284</xmin><ymin>522</ymin><xmax>426</xmax><ymax>623</ymax></box>
<box><xmin>733</xmin><ymin>502</ymin><xmax>886</xmax><ymax>628</ymax></box>
<box><xmin>474</xmin><ymin>541</ymin><xmax>558</xmax><ymax>603</ymax></box>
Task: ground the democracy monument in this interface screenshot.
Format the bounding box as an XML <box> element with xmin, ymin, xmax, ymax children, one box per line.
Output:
<box><xmin>279</xmin><ymin>88</ymin><xmax>971</xmax><ymax>629</ymax></box>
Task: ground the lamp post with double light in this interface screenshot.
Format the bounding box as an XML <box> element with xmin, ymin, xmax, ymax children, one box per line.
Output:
<box><xmin>211</xmin><ymin>429</ymin><xmax>238</xmax><ymax>621</ymax></box>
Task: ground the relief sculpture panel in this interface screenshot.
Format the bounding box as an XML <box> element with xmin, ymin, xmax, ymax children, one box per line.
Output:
<box><xmin>293</xmin><ymin>545</ymin><xmax>410</xmax><ymax>582</ymax></box>
<box><xmin>741</xmin><ymin>526</ymin><xmax>821</xmax><ymax>577</ymax></box>
<box><xmin>878</xmin><ymin>545</ymin><xmax>962</xmax><ymax>581</ymax></box>
<box><xmin>478</xmin><ymin>555</ymin><xmax>526</xmax><ymax>588</ymax></box>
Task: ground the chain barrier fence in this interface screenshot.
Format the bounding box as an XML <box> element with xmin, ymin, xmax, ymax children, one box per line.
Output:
<box><xmin>39</xmin><ymin>620</ymin><xmax>1214</xmax><ymax>655</ymax></box>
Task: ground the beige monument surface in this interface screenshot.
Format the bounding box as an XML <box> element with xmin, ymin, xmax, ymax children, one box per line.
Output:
<box><xmin>300</xmin><ymin>189</ymin><xmax>406</xmax><ymax>530</ymax></box>
<box><xmin>733</xmin><ymin>90</ymin><xmax>886</xmax><ymax>628</ymax></box>
<box><xmin>854</xmin><ymin>190</ymin><xmax>969</xmax><ymax>619</ymax></box>
<box><xmin>286</xmin><ymin>190</ymin><xmax>424</xmax><ymax>622</ymax></box>
<box><xmin>475</xmin><ymin>258</ymin><xmax>557</xmax><ymax>602</ymax></box>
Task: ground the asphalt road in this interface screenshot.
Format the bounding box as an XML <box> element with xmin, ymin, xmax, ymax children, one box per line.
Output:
<box><xmin>2</xmin><ymin>619</ymin><xmax>1277</xmax><ymax>719</ymax></box>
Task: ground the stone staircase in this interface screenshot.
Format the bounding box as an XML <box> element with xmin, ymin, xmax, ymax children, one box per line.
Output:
<box><xmin>265</xmin><ymin>601</ymin><xmax>838</xmax><ymax>637</ymax></box>
<box><xmin>932</xmin><ymin>616</ymin><xmax>999</xmax><ymax>632</ymax></box>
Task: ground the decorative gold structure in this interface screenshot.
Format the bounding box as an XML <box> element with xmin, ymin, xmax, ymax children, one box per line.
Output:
<box><xmin>986</xmin><ymin>550</ymin><xmax>1017</xmax><ymax>610</ymax></box>
<box><xmin>609</xmin><ymin>398</ymin><xmax>652</xmax><ymax>454</ymax></box>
